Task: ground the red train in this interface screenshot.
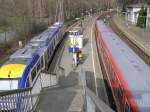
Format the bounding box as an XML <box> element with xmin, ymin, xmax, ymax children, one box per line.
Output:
<box><xmin>96</xmin><ymin>20</ymin><xmax>150</xmax><ymax>112</ymax></box>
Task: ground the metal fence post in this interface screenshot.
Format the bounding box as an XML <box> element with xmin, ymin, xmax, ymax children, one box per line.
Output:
<box><xmin>40</xmin><ymin>73</ymin><xmax>43</xmax><ymax>89</ymax></box>
<box><xmin>30</xmin><ymin>90</ymin><xmax>34</xmax><ymax>111</ymax></box>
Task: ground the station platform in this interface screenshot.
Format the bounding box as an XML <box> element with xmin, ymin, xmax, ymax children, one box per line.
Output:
<box><xmin>112</xmin><ymin>14</ymin><xmax>150</xmax><ymax>60</ymax></box>
<box><xmin>36</xmin><ymin>16</ymin><xmax>110</xmax><ymax>112</ymax></box>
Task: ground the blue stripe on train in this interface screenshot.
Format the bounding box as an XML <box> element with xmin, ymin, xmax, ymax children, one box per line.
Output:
<box><xmin>19</xmin><ymin>54</ymin><xmax>40</xmax><ymax>88</ymax></box>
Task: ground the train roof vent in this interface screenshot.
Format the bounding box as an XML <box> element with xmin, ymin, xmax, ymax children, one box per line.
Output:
<box><xmin>29</xmin><ymin>42</ymin><xmax>41</xmax><ymax>47</ymax></box>
<box><xmin>10</xmin><ymin>47</ymin><xmax>37</xmax><ymax>59</ymax></box>
<box><xmin>28</xmin><ymin>42</ymin><xmax>45</xmax><ymax>49</ymax></box>
<box><xmin>49</xmin><ymin>26</ymin><xmax>57</xmax><ymax>29</ymax></box>
<box><xmin>31</xmin><ymin>35</ymin><xmax>48</xmax><ymax>42</ymax></box>
<box><xmin>116</xmin><ymin>42</ymin><xmax>120</xmax><ymax>46</ymax></box>
<box><xmin>121</xmin><ymin>49</ymin><xmax>125</xmax><ymax>52</ymax></box>
<box><xmin>38</xmin><ymin>35</ymin><xmax>43</xmax><ymax>39</ymax></box>
<box><xmin>133</xmin><ymin>64</ymin><xmax>142</xmax><ymax>72</ymax></box>
<box><xmin>44</xmin><ymin>30</ymin><xmax>52</xmax><ymax>34</ymax></box>
<box><xmin>54</xmin><ymin>22</ymin><xmax>63</xmax><ymax>25</ymax></box>
<box><xmin>130</xmin><ymin>60</ymin><xmax>135</xmax><ymax>63</ymax></box>
<box><xmin>22</xmin><ymin>49</ymin><xmax>28</xmax><ymax>54</ymax></box>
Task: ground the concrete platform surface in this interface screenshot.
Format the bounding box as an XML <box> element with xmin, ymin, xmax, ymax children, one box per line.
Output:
<box><xmin>36</xmin><ymin>16</ymin><xmax>109</xmax><ymax>112</ymax></box>
<box><xmin>112</xmin><ymin>14</ymin><xmax>150</xmax><ymax>55</ymax></box>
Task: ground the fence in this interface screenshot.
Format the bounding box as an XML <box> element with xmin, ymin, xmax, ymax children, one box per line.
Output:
<box><xmin>0</xmin><ymin>88</ymin><xmax>32</xmax><ymax>111</ymax></box>
<box><xmin>0</xmin><ymin>66</ymin><xmax>65</xmax><ymax>112</ymax></box>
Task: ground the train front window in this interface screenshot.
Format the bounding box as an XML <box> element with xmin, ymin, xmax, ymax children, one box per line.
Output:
<box><xmin>0</xmin><ymin>78</ymin><xmax>20</xmax><ymax>91</ymax></box>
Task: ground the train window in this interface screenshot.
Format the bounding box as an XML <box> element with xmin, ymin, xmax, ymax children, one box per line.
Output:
<box><xmin>118</xmin><ymin>86</ymin><xmax>123</xmax><ymax>105</ymax></box>
<box><xmin>98</xmin><ymin>42</ymin><xmax>102</xmax><ymax>50</ymax></box>
<box><xmin>112</xmin><ymin>70</ymin><xmax>117</xmax><ymax>82</ymax></box>
<box><xmin>108</xmin><ymin>63</ymin><xmax>112</xmax><ymax>73</ymax></box>
<box><xmin>48</xmin><ymin>45</ymin><xmax>51</xmax><ymax>58</ymax></box>
<box><xmin>41</xmin><ymin>58</ymin><xmax>44</xmax><ymax>68</ymax></box>
<box><xmin>26</xmin><ymin>78</ymin><xmax>30</xmax><ymax>87</ymax></box>
<box><xmin>106</xmin><ymin>58</ymin><xmax>109</xmax><ymax>70</ymax></box>
<box><xmin>45</xmin><ymin>52</ymin><xmax>48</xmax><ymax>62</ymax></box>
<box><xmin>37</xmin><ymin>61</ymin><xmax>41</xmax><ymax>72</ymax></box>
<box><xmin>56</xmin><ymin>35</ymin><xmax>58</xmax><ymax>41</ymax></box>
<box><xmin>31</xmin><ymin>68</ymin><xmax>36</xmax><ymax>81</ymax></box>
<box><xmin>97</xmin><ymin>42</ymin><xmax>100</xmax><ymax>49</ymax></box>
<box><xmin>53</xmin><ymin>39</ymin><xmax>55</xmax><ymax>48</ymax></box>
<box><xmin>124</xmin><ymin>101</ymin><xmax>131</xmax><ymax>112</ymax></box>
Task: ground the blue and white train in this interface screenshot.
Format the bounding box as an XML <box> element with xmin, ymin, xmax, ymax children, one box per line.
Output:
<box><xmin>0</xmin><ymin>22</ymin><xmax>65</xmax><ymax>90</ymax></box>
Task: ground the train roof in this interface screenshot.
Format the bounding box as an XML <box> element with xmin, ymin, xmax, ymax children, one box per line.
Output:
<box><xmin>96</xmin><ymin>20</ymin><xmax>150</xmax><ymax>111</ymax></box>
<box><xmin>53</xmin><ymin>22</ymin><xmax>64</xmax><ymax>27</ymax></box>
<box><xmin>31</xmin><ymin>34</ymin><xmax>49</xmax><ymax>43</ymax></box>
<box><xmin>7</xmin><ymin>21</ymin><xmax>63</xmax><ymax>65</ymax></box>
<box><xmin>31</xmin><ymin>22</ymin><xmax>63</xmax><ymax>44</ymax></box>
<box><xmin>3</xmin><ymin>43</ymin><xmax>40</xmax><ymax>66</ymax></box>
<box><xmin>10</xmin><ymin>46</ymin><xmax>38</xmax><ymax>59</ymax></box>
<box><xmin>31</xmin><ymin>28</ymin><xmax>55</xmax><ymax>43</ymax></box>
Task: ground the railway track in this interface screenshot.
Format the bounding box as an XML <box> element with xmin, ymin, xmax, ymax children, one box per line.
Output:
<box><xmin>109</xmin><ymin>15</ymin><xmax>150</xmax><ymax>65</ymax></box>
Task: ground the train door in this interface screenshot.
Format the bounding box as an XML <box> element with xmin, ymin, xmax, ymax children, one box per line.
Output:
<box><xmin>30</xmin><ymin>58</ymin><xmax>42</xmax><ymax>85</ymax></box>
<box><xmin>124</xmin><ymin>99</ymin><xmax>132</xmax><ymax>112</ymax></box>
<box><xmin>46</xmin><ymin>41</ymin><xmax>53</xmax><ymax>63</ymax></box>
<box><xmin>25</xmin><ymin>74</ymin><xmax>32</xmax><ymax>88</ymax></box>
<box><xmin>47</xmin><ymin>43</ymin><xmax>51</xmax><ymax>61</ymax></box>
<box><xmin>41</xmin><ymin>55</ymin><xmax>45</xmax><ymax>70</ymax></box>
<box><xmin>117</xmin><ymin>85</ymin><xmax>124</xmax><ymax>111</ymax></box>
<box><xmin>44</xmin><ymin>49</ymin><xmax>48</xmax><ymax>70</ymax></box>
<box><xmin>59</xmin><ymin>29</ymin><xmax>63</xmax><ymax>41</ymax></box>
<box><xmin>111</xmin><ymin>70</ymin><xmax>118</xmax><ymax>96</ymax></box>
<box><xmin>50</xmin><ymin>41</ymin><xmax>53</xmax><ymax>56</ymax></box>
<box><xmin>30</xmin><ymin>67</ymin><xmax>37</xmax><ymax>86</ymax></box>
<box><xmin>56</xmin><ymin>34</ymin><xmax>58</xmax><ymax>45</ymax></box>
